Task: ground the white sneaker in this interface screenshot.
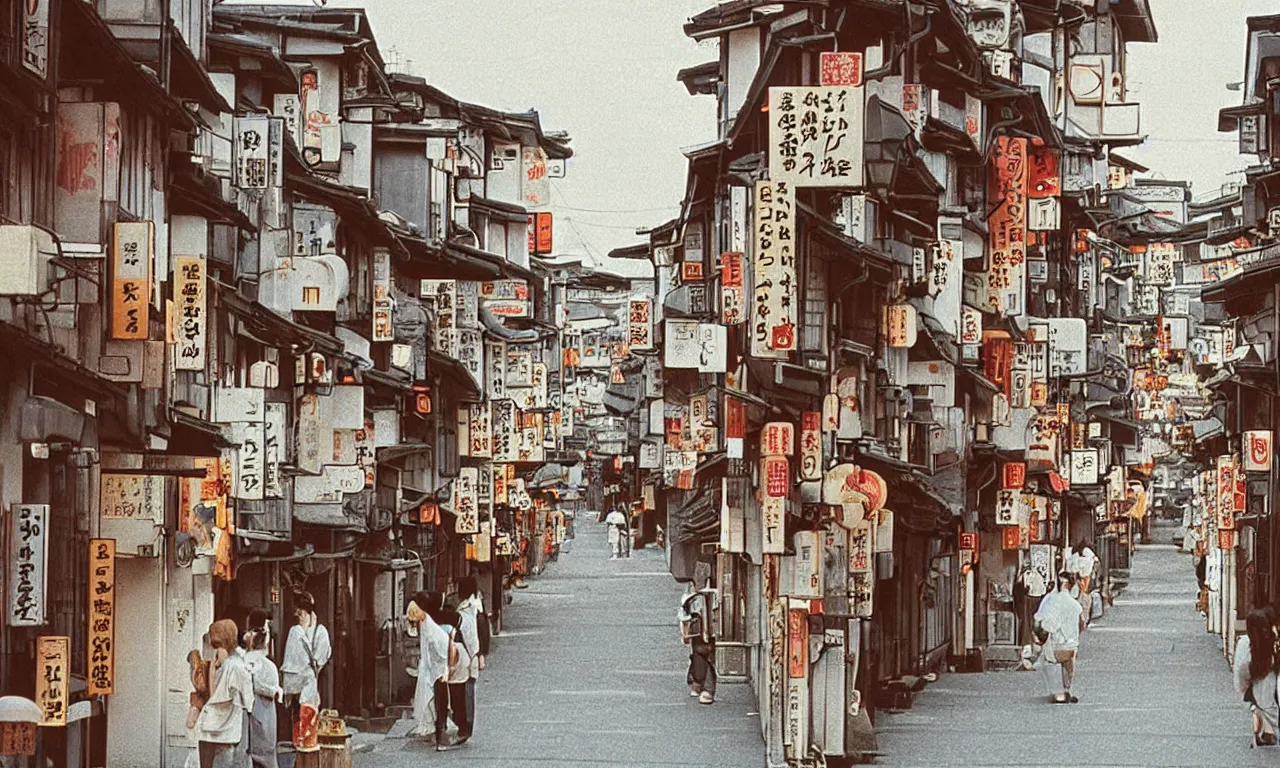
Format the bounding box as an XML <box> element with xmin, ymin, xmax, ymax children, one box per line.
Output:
<box><xmin>698</xmin><ymin>691</ymin><xmax>714</xmax><ymax>705</ymax></box>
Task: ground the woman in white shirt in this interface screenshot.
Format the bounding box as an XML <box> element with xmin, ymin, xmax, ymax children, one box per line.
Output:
<box><xmin>1070</xmin><ymin>540</ymin><xmax>1098</xmax><ymax>594</ymax></box>
<box><xmin>1235</xmin><ymin>608</ymin><xmax>1280</xmax><ymax>746</ymax></box>
<box><xmin>427</xmin><ymin>602</ymin><xmax>472</xmax><ymax>750</ymax></box>
<box><xmin>406</xmin><ymin>591</ymin><xmax>452</xmax><ymax>749</ymax></box>
<box><xmin>242</xmin><ymin>610</ymin><xmax>281</xmax><ymax>768</ymax></box>
<box><xmin>195</xmin><ymin>619</ymin><xmax>254</xmax><ymax>768</ymax></box>
<box><xmin>280</xmin><ymin>593</ymin><xmax>330</xmax><ymax>752</ymax></box>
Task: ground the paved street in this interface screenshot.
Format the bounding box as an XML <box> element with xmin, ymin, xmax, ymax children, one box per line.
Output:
<box><xmin>354</xmin><ymin>522</ymin><xmax>766</xmax><ymax>767</ymax></box>
<box><xmin>876</xmin><ymin>525</ymin><xmax>1261</xmax><ymax>767</ymax></box>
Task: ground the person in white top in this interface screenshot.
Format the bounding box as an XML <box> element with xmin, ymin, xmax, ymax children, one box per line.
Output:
<box><xmin>280</xmin><ymin>593</ymin><xmax>331</xmax><ymax>751</ymax></box>
<box><xmin>427</xmin><ymin>600</ymin><xmax>472</xmax><ymax>750</ymax></box>
<box><xmin>604</xmin><ymin>507</ymin><xmax>628</xmax><ymax>559</ymax></box>
<box><xmin>242</xmin><ymin>610</ymin><xmax>282</xmax><ymax>768</ymax></box>
<box><xmin>1034</xmin><ymin>571</ymin><xmax>1085</xmax><ymax>704</ymax></box>
<box><xmin>195</xmin><ymin>619</ymin><xmax>254</xmax><ymax>768</ymax></box>
<box><xmin>406</xmin><ymin>591</ymin><xmax>452</xmax><ymax>749</ymax></box>
<box><xmin>455</xmin><ymin>577</ymin><xmax>486</xmax><ymax>743</ymax></box>
<box><xmin>1070</xmin><ymin>540</ymin><xmax>1098</xmax><ymax>594</ymax></box>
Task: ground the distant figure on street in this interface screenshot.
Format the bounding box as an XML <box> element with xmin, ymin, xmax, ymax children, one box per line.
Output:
<box><xmin>1070</xmin><ymin>539</ymin><xmax>1097</xmax><ymax>594</ymax></box>
<box><xmin>1034</xmin><ymin>571</ymin><xmax>1084</xmax><ymax>704</ymax></box>
<box><xmin>406</xmin><ymin>591</ymin><xmax>451</xmax><ymax>749</ymax></box>
<box><xmin>1235</xmin><ymin>607</ymin><xmax>1280</xmax><ymax>746</ymax></box>
<box><xmin>427</xmin><ymin>602</ymin><xmax>472</xmax><ymax>750</ymax></box>
<box><xmin>1195</xmin><ymin>553</ymin><xmax>1208</xmax><ymax>616</ymax></box>
<box><xmin>605</xmin><ymin>507</ymin><xmax>628</xmax><ymax>559</ymax></box>
<box><xmin>679</xmin><ymin>588</ymin><xmax>717</xmax><ymax>705</ymax></box>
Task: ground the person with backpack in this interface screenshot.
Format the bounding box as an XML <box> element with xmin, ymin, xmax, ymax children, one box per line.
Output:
<box><xmin>280</xmin><ymin>593</ymin><xmax>331</xmax><ymax>752</ymax></box>
<box><xmin>455</xmin><ymin>576</ymin><xmax>488</xmax><ymax>743</ymax></box>
<box><xmin>427</xmin><ymin>602</ymin><xmax>472</xmax><ymax>749</ymax></box>
<box><xmin>1235</xmin><ymin>607</ymin><xmax>1280</xmax><ymax>746</ymax></box>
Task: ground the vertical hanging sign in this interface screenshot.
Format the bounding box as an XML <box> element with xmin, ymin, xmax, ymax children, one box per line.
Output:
<box><xmin>112</xmin><ymin>222</ymin><xmax>154</xmax><ymax>340</ymax></box>
<box><xmin>628</xmin><ymin>299</ymin><xmax>653</xmax><ymax>350</ymax></box>
<box><xmin>455</xmin><ymin>467</ymin><xmax>479</xmax><ymax>535</ymax></box>
<box><xmin>753</xmin><ymin>180</ymin><xmax>796</xmax><ymax>356</ymax></box>
<box><xmin>720</xmin><ymin>252</ymin><xmax>745</xmax><ymax>325</ymax></box>
<box><xmin>174</xmin><ymin>255</ymin><xmax>207</xmax><ymax>370</ymax></box>
<box><xmin>21</xmin><ymin>0</ymin><xmax>49</xmax><ymax>78</ymax></box>
<box><xmin>87</xmin><ymin>539</ymin><xmax>116</xmax><ymax>696</ymax></box>
<box><xmin>8</xmin><ymin>504</ymin><xmax>48</xmax><ymax>627</ymax></box>
<box><xmin>35</xmin><ymin>636</ymin><xmax>69</xmax><ymax>726</ymax></box>
<box><xmin>372</xmin><ymin>248</ymin><xmax>394</xmax><ymax>342</ymax></box>
<box><xmin>987</xmin><ymin>136</ymin><xmax>1028</xmax><ymax>317</ymax></box>
<box><xmin>799</xmin><ymin>412</ymin><xmax>822</xmax><ymax>482</ymax></box>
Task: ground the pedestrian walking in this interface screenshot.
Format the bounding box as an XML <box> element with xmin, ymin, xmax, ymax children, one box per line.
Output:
<box><xmin>1033</xmin><ymin>571</ymin><xmax>1084</xmax><ymax>704</ymax></box>
<box><xmin>241</xmin><ymin>610</ymin><xmax>281</xmax><ymax>768</ymax></box>
<box><xmin>456</xmin><ymin>576</ymin><xmax>486</xmax><ymax>742</ymax></box>
<box><xmin>1234</xmin><ymin>607</ymin><xmax>1280</xmax><ymax>746</ymax></box>
<box><xmin>195</xmin><ymin>619</ymin><xmax>254</xmax><ymax>768</ymax></box>
<box><xmin>427</xmin><ymin>602</ymin><xmax>473</xmax><ymax>749</ymax></box>
<box><xmin>605</xmin><ymin>506</ymin><xmax>627</xmax><ymax>559</ymax></box>
<box><xmin>280</xmin><ymin>593</ymin><xmax>331</xmax><ymax>752</ymax></box>
<box><xmin>679</xmin><ymin>588</ymin><xmax>717</xmax><ymax>705</ymax></box>
<box><xmin>406</xmin><ymin>591</ymin><xmax>452</xmax><ymax>749</ymax></box>
<box><xmin>1069</xmin><ymin>539</ymin><xmax>1098</xmax><ymax>594</ymax></box>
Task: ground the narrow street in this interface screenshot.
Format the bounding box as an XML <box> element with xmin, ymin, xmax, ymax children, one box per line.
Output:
<box><xmin>876</xmin><ymin>524</ymin><xmax>1258</xmax><ymax>768</ymax></box>
<box><xmin>355</xmin><ymin>521</ymin><xmax>765</xmax><ymax>767</ymax></box>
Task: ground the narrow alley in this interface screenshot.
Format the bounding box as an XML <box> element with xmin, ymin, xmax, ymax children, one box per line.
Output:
<box><xmin>354</xmin><ymin>522</ymin><xmax>764</xmax><ymax>767</ymax></box>
<box><xmin>877</xmin><ymin>523</ymin><xmax>1259</xmax><ymax>768</ymax></box>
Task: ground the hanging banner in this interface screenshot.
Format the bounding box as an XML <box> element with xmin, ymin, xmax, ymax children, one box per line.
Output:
<box><xmin>454</xmin><ymin>467</ymin><xmax>479</xmax><ymax>535</ymax></box>
<box><xmin>987</xmin><ymin>136</ymin><xmax>1028</xmax><ymax>316</ymax></box>
<box><xmin>628</xmin><ymin>299</ymin><xmax>653</xmax><ymax>350</ymax></box>
<box><xmin>849</xmin><ymin>519</ymin><xmax>874</xmax><ymax>618</ymax></box>
<box><xmin>35</xmin><ymin>635</ymin><xmax>69</xmax><ymax>726</ymax></box>
<box><xmin>1245</xmin><ymin>430</ymin><xmax>1273</xmax><ymax>473</ymax></box>
<box><xmin>174</xmin><ymin>255</ymin><xmax>207</xmax><ymax>370</ymax></box>
<box><xmin>1001</xmin><ymin>462</ymin><xmax>1026</xmax><ymax>489</ymax></box>
<box><xmin>753</xmin><ymin>180</ymin><xmax>796</xmax><ymax>356</ymax></box>
<box><xmin>233</xmin><ymin>116</ymin><xmax>271</xmax><ymax>189</ymax></box>
<box><xmin>1217</xmin><ymin>455</ymin><xmax>1235</xmax><ymax>530</ymax></box>
<box><xmin>720</xmin><ymin>252</ymin><xmax>745</xmax><ymax>325</ymax></box>
<box><xmin>527</xmin><ymin>212</ymin><xmax>553</xmax><ymax>255</ymax></box>
<box><xmin>21</xmin><ymin>0</ymin><xmax>49</xmax><ymax>77</ymax></box>
<box><xmin>522</xmin><ymin>146</ymin><xmax>550</xmax><ymax>206</ymax></box>
<box><xmin>762</xmin><ymin>456</ymin><xmax>788</xmax><ymax>554</ymax></box>
<box><xmin>799</xmin><ymin>412</ymin><xmax>822</xmax><ymax>482</ymax></box>
<box><xmin>372</xmin><ymin>248</ymin><xmax>394</xmax><ymax>342</ymax></box>
<box><xmin>87</xmin><ymin>539</ymin><xmax>116</xmax><ymax>695</ymax></box>
<box><xmin>762</xmin><ymin>422</ymin><xmax>795</xmax><ymax>457</ymax></box>
<box><xmin>468</xmin><ymin>403</ymin><xmax>492</xmax><ymax>459</ymax></box>
<box><xmin>820</xmin><ymin>51</ymin><xmax>863</xmax><ymax>86</ymax></box>
<box><xmin>768</xmin><ymin>85</ymin><xmax>864</xmax><ymax>187</ymax></box>
<box><xmin>885</xmin><ymin>303</ymin><xmax>918</xmax><ymax>348</ymax></box>
<box><xmin>112</xmin><ymin>222</ymin><xmax>153</xmax><ymax>340</ymax></box>
<box><xmin>7</xmin><ymin>504</ymin><xmax>49</xmax><ymax>626</ymax></box>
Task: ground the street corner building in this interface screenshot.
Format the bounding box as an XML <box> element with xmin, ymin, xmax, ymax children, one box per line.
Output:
<box><xmin>0</xmin><ymin>1</ymin><xmax>600</xmax><ymax>765</ymax></box>
<box><xmin>624</xmin><ymin>0</ymin><xmax>1163</xmax><ymax>764</ymax></box>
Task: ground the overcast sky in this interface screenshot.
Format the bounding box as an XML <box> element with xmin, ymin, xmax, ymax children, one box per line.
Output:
<box><xmin>305</xmin><ymin>0</ymin><xmax>1274</xmax><ymax>263</ymax></box>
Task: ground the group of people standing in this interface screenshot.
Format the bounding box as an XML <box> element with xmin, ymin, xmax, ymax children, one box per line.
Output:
<box><xmin>188</xmin><ymin>593</ymin><xmax>331</xmax><ymax>768</ymax></box>
<box><xmin>405</xmin><ymin>577</ymin><xmax>490</xmax><ymax>750</ymax></box>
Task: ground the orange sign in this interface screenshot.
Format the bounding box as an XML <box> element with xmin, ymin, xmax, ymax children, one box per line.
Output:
<box><xmin>0</xmin><ymin>723</ymin><xmax>35</xmax><ymax>756</ymax></box>
<box><xmin>88</xmin><ymin>538</ymin><xmax>116</xmax><ymax>695</ymax></box>
<box><xmin>959</xmin><ymin>532</ymin><xmax>978</xmax><ymax>551</ymax></box>
<box><xmin>1002</xmin><ymin>526</ymin><xmax>1021</xmax><ymax>551</ymax></box>
<box><xmin>820</xmin><ymin>51</ymin><xmax>863</xmax><ymax>86</ymax></box>
<box><xmin>1001</xmin><ymin>462</ymin><xmax>1026</xmax><ymax>489</ymax></box>
<box><xmin>762</xmin><ymin>422</ymin><xmax>795</xmax><ymax>457</ymax></box>
<box><xmin>111</xmin><ymin>222</ymin><xmax>153</xmax><ymax>340</ymax></box>
<box><xmin>681</xmin><ymin>261</ymin><xmax>705</xmax><ymax>282</ymax></box>
<box><xmin>787</xmin><ymin>606</ymin><xmax>808</xmax><ymax>678</ymax></box>
<box><xmin>35</xmin><ymin>635</ymin><xmax>69</xmax><ymax>726</ymax></box>
<box><xmin>527</xmin><ymin>212</ymin><xmax>553</xmax><ymax>255</ymax></box>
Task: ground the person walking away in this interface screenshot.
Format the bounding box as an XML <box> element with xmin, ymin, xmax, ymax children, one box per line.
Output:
<box><xmin>456</xmin><ymin>577</ymin><xmax>485</xmax><ymax>743</ymax></box>
<box><xmin>605</xmin><ymin>507</ymin><xmax>627</xmax><ymax>560</ymax></box>
<box><xmin>280</xmin><ymin>593</ymin><xmax>331</xmax><ymax>753</ymax></box>
<box><xmin>427</xmin><ymin>603</ymin><xmax>472</xmax><ymax>749</ymax></box>
<box><xmin>1034</xmin><ymin>571</ymin><xmax>1085</xmax><ymax>704</ymax></box>
<box><xmin>679</xmin><ymin>589</ymin><xmax>717</xmax><ymax>704</ymax></box>
<box><xmin>1235</xmin><ymin>607</ymin><xmax>1280</xmax><ymax>746</ymax></box>
<box><xmin>1070</xmin><ymin>539</ymin><xmax>1098</xmax><ymax>594</ymax></box>
<box><xmin>406</xmin><ymin>592</ymin><xmax>451</xmax><ymax>747</ymax></box>
<box><xmin>195</xmin><ymin>619</ymin><xmax>254</xmax><ymax>768</ymax></box>
<box><xmin>241</xmin><ymin>610</ymin><xmax>281</xmax><ymax>768</ymax></box>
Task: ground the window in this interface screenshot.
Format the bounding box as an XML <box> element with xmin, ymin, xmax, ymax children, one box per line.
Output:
<box><xmin>801</xmin><ymin>253</ymin><xmax>827</xmax><ymax>353</ymax></box>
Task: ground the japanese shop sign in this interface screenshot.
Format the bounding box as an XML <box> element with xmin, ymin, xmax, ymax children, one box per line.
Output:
<box><xmin>235</xmin><ymin>423</ymin><xmax>265</xmax><ymax>500</ymax></box>
<box><xmin>264</xmin><ymin>404</ymin><xmax>287</xmax><ymax>498</ymax></box>
<box><xmin>663</xmin><ymin>320</ymin><xmax>726</xmax><ymax>372</ymax></box>
<box><xmin>799</xmin><ymin>412</ymin><xmax>822</xmax><ymax>482</ymax></box>
<box><xmin>987</xmin><ymin>136</ymin><xmax>1028</xmax><ymax>316</ymax></box>
<box><xmin>681</xmin><ymin>262</ymin><xmax>705</xmax><ymax>282</ymax></box>
<box><xmin>820</xmin><ymin>52</ymin><xmax>863</xmax><ymax>86</ymax></box>
<box><xmin>720</xmin><ymin>251</ymin><xmax>745</xmax><ymax>325</ymax></box>
<box><xmin>234</xmin><ymin>116</ymin><xmax>271</xmax><ymax>189</ymax></box>
<box><xmin>0</xmin><ymin>720</ymin><xmax>35</xmax><ymax>756</ymax></box>
<box><xmin>787</xmin><ymin>605</ymin><xmax>808</xmax><ymax>677</ymax></box>
<box><xmin>753</xmin><ymin>180</ymin><xmax>796</xmax><ymax>356</ymax></box>
<box><xmin>468</xmin><ymin>403</ymin><xmax>492</xmax><ymax>458</ymax></box>
<box><xmin>1217</xmin><ymin>455</ymin><xmax>1234</xmax><ymax>530</ymax></box>
<box><xmin>35</xmin><ymin>636</ymin><xmax>68</xmax><ymax>726</ymax></box>
<box><xmin>1245</xmin><ymin>430</ymin><xmax>1273</xmax><ymax>472</ymax></box>
<box><xmin>174</xmin><ymin>255</ymin><xmax>207</xmax><ymax>370</ymax></box>
<box><xmin>885</xmin><ymin>303</ymin><xmax>917</xmax><ymax>348</ymax></box>
<box><xmin>454</xmin><ymin>467</ymin><xmax>479</xmax><ymax>535</ymax></box>
<box><xmin>101</xmin><ymin>474</ymin><xmax>164</xmax><ymax>520</ymax></box>
<box><xmin>768</xmin><ymin>85</ymin><xmax>863</xmax><ymax>187</ymax></box>
<box><xmin>420</xmin><ymin>280</ymin><xmax>457</xmax><ymax>358</ymax></box>
<box><xmin>481</xmin><ymin>280</ymin><xmax>531</xmax><ymax>318</ymax></box>
<box><xmin>849</xmin><ymin>518</ymin><xmax>874</xmax><ymax>618</ymax></box>
<box><xmin>1002</xmin><ymin>462</ymin><xmax>1026</xmax><ymax>489</ymax></box>
<box><xmin>995</xmin><ymin>489</ymin><xmax>1018</xmax><ymax>525</ymax></box>
<box><xmin>1070</xmin><ymin>450</ymin><xmax>1099</xmax><ymax>485</ymax></box>
<box><xmin>725</xmin><ymin>397</ymin><xmax>746</xmax><ymax>459</ymax></box>
<box><xmin>372</xmin><ymin>248</ymin><xmax>394</xmax><ymax>342</ymax></box>
<box><xmin>491</xmin><ymin>400</ymin><xmax>519</xmax><ymax>462</ymax></box>
<box><xmin>112</xmin><ymin>222</ymin><xmax>153</xmax><ymax>340</ymax></box>
<box><xmin>762</xmin><ymin>422</ymin><xmax>795</xmax><ymax>457</ymax></box>
<box><xmin>87</xmin><ymin>539</ymin><xmax>116</xmax><ymax>695</ymax></box>
<box><xmin>1027</xmin><ymin>145</ymin><xmax>1060</xmax><ymax>231</ymax></box>
<box><xmin>8</xmin><ymin>504</ymin><xmax>48</xmax><ymax>626</ymax></box>
<box><xmin>628</xmin><ymin>299</ymin><xmax>653</xmax><ymax>350</ymax></box>
<box><xmin>22</xmin><ymin>0</ymin><xmax>49</xmax><ymax>77</ymax></box>
<box><xmin>522</xmin><ymin>146</ymin><xmax>550</xmax><ymax>206</ymax></box>
<box><xmin>762</xmin><ymin>457</ymin><xmax>788</xmax><ymax>554</ymax></box>
<box><xmin>528</xmin><ymin>212</ymin><xmax>553</xmax><ymax>255</ymax></box>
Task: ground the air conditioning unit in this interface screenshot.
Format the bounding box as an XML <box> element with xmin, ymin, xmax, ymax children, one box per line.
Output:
<box><xmin>0</xmin><ymin>225</ymin><xmax>54</xmax><ymax>296</ymax></box>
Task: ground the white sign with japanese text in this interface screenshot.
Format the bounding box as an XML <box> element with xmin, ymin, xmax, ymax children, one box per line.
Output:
<box><xmin>7</xmin><ymin>504</ymin><xmax>48</xmax><ymax>627</ymax></box>
<box><xmin>174</xmin><ymin>255</ymin><xmax>207</xmax><ymax>370</ymax></box>
<box><xmin>753</xmin><ymin>180</ymin><xmax>796</xmax><ymax>356</ymax></box>
<box><xmin>768</xmin><ymin>86</ymin><xmax>864</xmax><ymax>187</ymax></box>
